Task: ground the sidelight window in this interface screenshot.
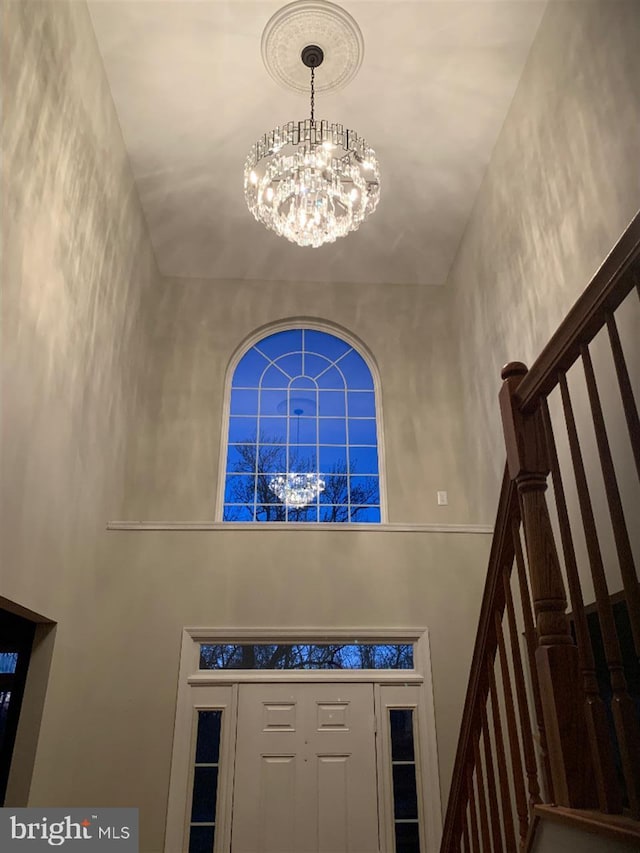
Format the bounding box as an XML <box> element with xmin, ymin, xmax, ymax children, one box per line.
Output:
<box><xmin>188</xmin><ymin>710</ymin><xmax>223</xmax><ymax>853</ymax></box>
<box><xmin>389</xmin><ymin>709</ymin><xmax>421</xmax><ymax>853</ymax></box>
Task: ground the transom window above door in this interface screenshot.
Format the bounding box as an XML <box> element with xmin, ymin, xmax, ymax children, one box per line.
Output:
<box><xmin>222</xmin><ymin>327</ymin><xmax>382</xmax><ymax>523</ymax></box>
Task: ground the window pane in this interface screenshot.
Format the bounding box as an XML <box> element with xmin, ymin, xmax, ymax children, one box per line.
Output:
<box><xmin>305</xmin><ymin>330</ymin><xmax>351</xmax><ymax>361</ymax></box>
<box><xmin>301</xmin><ymin>353</ymin><xmax>331</xmax><ymax>379</ymax></box>
<box><xmin>255</xmin><ymin>447</ymin><xmax>286</xmax><ymax>475</ymax></box>
<box><xmin>349</xmin><ymin>446</ymin><xmax>379</xmax><ymax>474</ymax></box>
<box><xmin>259</xmin><ymin>390</ymin><xmax>288</xmax><ymax>415</ymax></box>
<box><xmin>319</xmin><ymin>475</ymin><xmax>348</xmax><ymax>504</ymax></box>
<box><xmin>255</xmin><ymin>329</ymin><xmax>302</xmax><ymax>360</ymax></box>
<box><xmin>350</xmin><ymin>506</ymin><xmax>381</xmax><ymax>523</ymax></box>
<box><xmin>319</xmin><ymin>418</ymin><xmax>347</xmax><ymax>444</ymax></box>
<box><xmin>228</xmin><ymin>416</ymin><xmax>256</xmax><ymax>443</ymax></box>
<box><xmin>230</xmin><ymin>389</ymin><xmax>259</xmax><ymax>415</ymax></box>
<box><xmin>191</xmin><ymin>767</ymin><xmax>218</xmax><ymax>822</ymax></box>
<box><xmin>394</xmin><ymin>821</ymin><xmax>420</xmax><ymax>853</ymax></box>
<box><xmin>287</xmin><ymin>505</ymin><xmax>318</xmax><ymax>522</ymax></box>
<box><xmin>196</xmin><ymin>711</ymin><xmax>222</xmax><ymax>764</ymax></box>
<box><xmin>319</xmin><ymin>445</ymin><xmax>348</xmax><ymax>471</ymax></box>
<box><xmin>232</xmin><ymin>348</ymin><xmax>269</xmax><ymax>387</ymax></box>
<box><xmin>223</xmin><ymin>505</ymin><xmax>254</xmax><ymax>521</ymax></box>
<box><xmin>347</xmin><ymin>390</ymin><xmax>375</xmax><ymax>417</ymax></box>
<box><xmin>290</xmin><ymin>418</ymin><xmax>317</xmax><ymax>444</ymax></box>
<box><xmin>255</xmin><ymin>504</ymin><xmax>286</xmax><ymax>521</ymax></box>
<box><xmin>287</xmin><ymin>392</ymin><xmax>317</xmax><ymax>415</ymax></box>
<box><xmin>348</xmin><ymin>418</ymin><xmax>377</xmax><ymax>444</ymax></box>
<box><xmin>258</xmin><ymin>418</ymin><xmax>287</xmax><ymax>444</ymax></box>
<box><xmin>393</xmin><ymin>765</ymin><xmax>419</xmax><ymax>819</ymax></box>
<box><xmin>275</xmin><ymin>353</ymin><xmax>303</xmax><ymax>377</ymax></box>
<box><xmin>350</xmin><ymin>476</ymin><xmax>379</xmax><ymax>505</ymax></box>
<box><xmin>260</xmin><ymin>364</ymin><xmax>289</xmax><ymax>388</ymax></box>
<box><xmin>200</xmin><ymin>643</ymin><xmax>414</xmax><ymax>670</ymax></box>
<box><xmin>0</xmin><ymin>691</ymin><xmax>12</xmax><ymax>751</ymax></box>
<box><xmin>390</xmin><ymin>710</ymin><xmax>415</xmax><ymax>761</ymax></box>
<box><xmin>287</xmin><ymin>446</ymin><xmax>317</xmax><ymax>469</ymax></box>
<box><xmin>318</xmin><ymin>391</ymin><xmax>345</xmax><ymax>416</ymax></box>
<box><xmin>257</xmin><ymin>474</ymin><xmax>285</xmax><ymax>503</ymax></box>
<box><xmin>0</xmin><ymin>653</ymin><xmax>18</xmax><ymax>674</ymax></box>
<box><xmin>224</xmin><ymin>475</ymin><xmax>255</xmax><ymax>504</ymax></box>
<box><xmin>189</xmin><ymin>825</ymin><xmax>215</xmax><ymax>853</ymax></box>
<box><xmin>338</xmin><ymin>349</ymin><xmax>373</xmax><ymax>389</ymax></box>
<box><xmin>316</xmin><ymin>366</ymin><xmax>345</xmax><ymax>389</ymax></box>
<box><xmin>320</xmin><ymin>505</ymin><xmax>350</xmax><ymax>523</ymax></box>
<box><xmin>226</xmin><ymin>444</ymin><xmax>255</xmax><ymax>471</ymax></box>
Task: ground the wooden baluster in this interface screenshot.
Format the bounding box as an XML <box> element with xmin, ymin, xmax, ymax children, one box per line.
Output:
<box><xmin>495</xmin><ymin>610</ymin><xmax>528</xmax><ymax>850</ymax></box>
<box><xmin>581</xmin><ymin>343</ymin><xmax>640</xmax><ymax>659</ymax></box>
<box><xmin>503</xmin><ymin>570</ymin><xmax>542</xmax><ymax>809</ymax></box>
<box><xmin>462</xmin><ymin>807</ymin><xmax>470</xmax><ymax>853</ymax></box>
<box><xmin>541</xmin><ymin>397</ymin><xmax>622</xmax><ymax>813</ymax></box>
<box><xmin>500</xmin><ymin>362</ymin><xmax>592</xmax><ymax>809</ymax></box>
<box><xmin>560</xmin><ymin>370</ymin><xmax>640</xmax><ymax>818</ymax></box>
<box><xmin>481</xmin><ymin>702</ymin><xmax>504</xmax><ymax>853</ymax></box>
<box><xmin>606</xmin><ymin>312</ymin><xmax>640</xmax><ymax>480</ymax></box>
<box><xmin>511</xmin><ymin>518</ymin><xmax>554</xmax><ymax>802</ymax></box>
<box><xmin>467</xmin><ymin>764</ymin><xmax>481</xmax><ymax>853</ymax></box>
<box><xmin>473</xmin><ymin>735</ymin><xmax>492</xmax><ymax>853</ymax></box>
<box><xmin>489</xmin><ymin>666</ymin><xmax>517</xmax><ymax>852</ymax></box>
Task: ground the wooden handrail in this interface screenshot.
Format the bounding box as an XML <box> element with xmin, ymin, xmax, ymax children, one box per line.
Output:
<box><xmin>516</xmin><ymin>209</ymin><xmax>640</xmax><ymax>413</ymax></box>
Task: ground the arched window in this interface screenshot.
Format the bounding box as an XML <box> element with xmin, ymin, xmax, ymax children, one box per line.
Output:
<box><xmin>221</xmin><ymin>327</ymin><xmax>382</xmax><ymax>523</ymax></box>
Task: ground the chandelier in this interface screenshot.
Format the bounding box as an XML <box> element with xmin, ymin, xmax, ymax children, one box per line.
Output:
<box><xmin>269</xmin><ymin>472</ymin><xmax>326</xmax><ymax>508</ymax></box>
<box><xmin>244</xmin><ymin>44</ymin><xmax>380</xmax><ymax>248</ymax></box>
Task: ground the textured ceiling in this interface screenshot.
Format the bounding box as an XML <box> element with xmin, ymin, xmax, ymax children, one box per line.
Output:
<box><xmin>88</xmin><ymin>1</ymin><xmax>546</xmax><ymax>285</ymax></box>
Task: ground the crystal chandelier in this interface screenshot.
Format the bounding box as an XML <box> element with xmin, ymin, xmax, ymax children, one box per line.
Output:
<box><xmin>244</xmin><ymin>44</ymin><xmax>380</xmax><ymax>248</ymax></box>
<box><xmin>269</xmin><ymin>472</ymin><xmax>326</xmax><ymax>508</ymax></box>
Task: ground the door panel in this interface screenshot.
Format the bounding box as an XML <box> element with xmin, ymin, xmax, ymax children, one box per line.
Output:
<box><xmin>232</xmin><ymin>683</ymin><xmax>379</xmax><ymax>853</ymax></box>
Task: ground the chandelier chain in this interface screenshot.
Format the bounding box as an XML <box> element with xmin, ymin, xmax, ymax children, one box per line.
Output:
<box><xmin>310</xmin><ymin>67</ymin><xmax>315</xmax><ymax>125</ymax></box>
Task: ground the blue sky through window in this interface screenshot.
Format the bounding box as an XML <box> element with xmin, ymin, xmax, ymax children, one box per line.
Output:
<box><xmin>200</xmin><ymin>644</ymin><xmax>412</xmax><ymax>670</ymax></box>
<box><xmin>224</xmin><ymin>328</ymin><xmax>381</xmax><ymax>522</ymax></box>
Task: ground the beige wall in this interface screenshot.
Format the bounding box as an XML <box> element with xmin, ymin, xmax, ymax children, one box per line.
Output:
<box><xmin>448</xmin><ymin>0</ymin><xmax>640</xmax><ymax>520</ymax></box>
<box><xmin>2</xmin><ymin>0</ymin><xmax>158</xmax><ymax>614</ymax></box>
<box><xmin>1</xmin><ymin>0</ymin><xmax>158</xmax><ymax>807</ymax></box>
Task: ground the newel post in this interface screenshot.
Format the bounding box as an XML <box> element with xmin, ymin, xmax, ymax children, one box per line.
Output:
<box><xmin>499</xmin><ymin>362</ymin><xmax>593</xmax><ymax>808</ymax></box>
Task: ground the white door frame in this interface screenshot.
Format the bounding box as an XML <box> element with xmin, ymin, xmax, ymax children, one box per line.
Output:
<box><xmin>165</xmin><ymin>628</ymin><xmax>443</xmax><ymax>853</ymax></box>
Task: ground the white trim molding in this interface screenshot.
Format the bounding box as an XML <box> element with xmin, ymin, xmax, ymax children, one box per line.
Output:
<box><xmin>108</xmin><ymin>520</ymin><xmax>493</xmax><ymax>533</ymax></box>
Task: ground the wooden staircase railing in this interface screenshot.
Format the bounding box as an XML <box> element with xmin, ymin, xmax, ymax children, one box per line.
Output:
<box><xmin>440</xmin><ymin>211</ymin><xmax>640</xmax><ymax>853</ymax></box>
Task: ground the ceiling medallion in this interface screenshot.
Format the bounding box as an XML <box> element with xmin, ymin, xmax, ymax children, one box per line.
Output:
<box><xmin>244</xmin><ymin>5</ymin><xmax>380</xmax><ymax>249</ymax></box>
<box><xmin>261</xmin><ymin>0</ymin><xmax>364</xmax><ymax>95</ymax></box>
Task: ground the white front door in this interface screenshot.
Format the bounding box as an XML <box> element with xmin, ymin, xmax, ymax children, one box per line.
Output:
<box><xmin>231</xmin><ymin>682</ymin><xmax>380</xmax><ymax>853</ymax></box>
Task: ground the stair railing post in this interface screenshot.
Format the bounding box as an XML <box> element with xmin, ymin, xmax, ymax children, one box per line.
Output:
<box><xmin>499</xmin><ymin>362</ymin><xmax>593</xmax><ymax>808</ymax></box>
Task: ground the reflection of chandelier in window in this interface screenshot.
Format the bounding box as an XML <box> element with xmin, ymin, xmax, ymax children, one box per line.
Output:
<box><xmin>244</xmin><ymin>1</ymin><xmax>380</xmax><ymax>248</ymax></box>
<box><xmin>269</xmin><ymin>402</ymin><xmax>325</xmax><ymax>507</ymax></box>
<box><xmin>269</xmin><ymin>472</ymin><xmax>326</xmax><ymax>507</ymax></box>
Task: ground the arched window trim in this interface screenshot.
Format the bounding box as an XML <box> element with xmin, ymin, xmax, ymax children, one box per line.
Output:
<box><xmin>216</xmin><ymin>318</ymin><xmax>388</xmax><ymax>524</ymax></box>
